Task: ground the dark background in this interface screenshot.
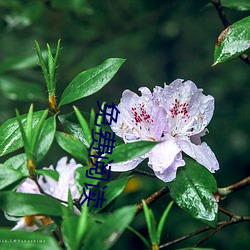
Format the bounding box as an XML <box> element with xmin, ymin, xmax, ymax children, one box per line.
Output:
<box><xmin>0</xmin><ymin>0</ymin><xmax>249</xmax><ymax>249</ymax></box>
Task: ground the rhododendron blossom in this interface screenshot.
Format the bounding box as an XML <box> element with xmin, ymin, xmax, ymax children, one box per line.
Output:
<box><xmin>11</xmin><ymin>157</ymin><xmax>82</xmax><ymax>231</ymax></box>
<box><xmin>110</xmin><ymin>79</ymin><xmax>219</xmax><ymax>182</ymax></box>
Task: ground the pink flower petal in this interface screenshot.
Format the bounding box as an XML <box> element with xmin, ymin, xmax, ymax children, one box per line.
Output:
<box><xmin>148</xmin><ymin>137</ymin><xmax>185</xmax><ymax>182</ymax></box>
<box><xmin>109</xmin><ymin>156</ymin><xmax>146</xmax><ymax>172</ymax></box>
<box><xmin>178</xmin><ymin>139</ymin><xmax>219</xmax><ymax>173</ymax></box>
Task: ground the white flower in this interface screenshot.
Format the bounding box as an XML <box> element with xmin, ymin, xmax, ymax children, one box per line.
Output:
<box><xmin>109</xmin><ymin>79</ymin><xmax>219</xmax><ymax>182</ymax></box>
<box><xmin>12</xmin><ymin>157</ymin><xmax>82</xmax><ymax>231</ymax></box>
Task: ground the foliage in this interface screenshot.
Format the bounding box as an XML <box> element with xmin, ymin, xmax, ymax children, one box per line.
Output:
<box><xmin>0</xmin><ymin>1</ymin><xmax>249</xmax><ymax>250</ymax></box>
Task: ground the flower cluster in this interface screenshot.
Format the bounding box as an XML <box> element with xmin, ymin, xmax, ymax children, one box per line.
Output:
<box><xmin>11</xmin><ymin>157</ymin><xmax>82</xmax><ymax>231</ymax></box>
<box><xmin>109</xmin><ymin>79</ymin><xmax>219</xmax><ymax>182</ymax></box>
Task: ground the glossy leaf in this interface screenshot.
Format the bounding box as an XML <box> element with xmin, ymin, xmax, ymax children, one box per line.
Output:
<box><xmin>4</xmin><ymin>153</ymin><xmax>28</xmax><ymax>175</ymax></box>
<box><xmin>84</xmin><ymin>205</ymin><xmax>137</xmax><ymax>250</ymax></box>
<box><xmin>221</xmin><ymin>0</ymin><xmax>250</xmax><ymax>11</ymax></box>
<box><xmin>0</xmin><ymin>228</ymin><xmax>60</xmax><ymax>250</ymax></box>
<box><xmin>94</xmin><ymin>175</ymin><xmax>133</xmax><ymax>212</ymax></box>
<box><xmin>0</xmin><ymin>111</ymin><xmax>44</xmax><ymax>157</ymax></box>
<box><xmin>168</xmin><ymin>159</ymin><xmax>218</xmax><ymax>227</ymax></box>
<box><xmin>0</xmin><ymin>164</ymin><xmax>27</xmax><ymax>190</ymax></box>
<box><xmin>103</xmin><ymin>140</ymin><xmax>159</xmax><ymax>164</ymax></box>
<box><xmin>0</xmin><ymin>76</ymin><xmax>46</xmax><ymax>102</ymax></box>
<box><xmin>59</xmin><ymin>58</ymin><xmax>125</xmax><ymax>106</ymax></box>
<box><xmin>0</xmin><ymin>192</ymin><xmax>66</xmax><ymax>216</ymax></box>
<box><xmin>73</xmin><ymin>106</ymin><xmax>92</xmax><ymax>146</ymax></box>
<box><xmin>55</xmin><ymin>131</ymin><xmax>88</xmax><ymax>164</ymax></box>
<box><xmin>36</xmin><ymin>116</ymin><xmax>56</xmax><ymax>162</ymax></box>
<box><xmin>59</xmin><ymin>113</ymin><xmax>89</xmax><ymax>147</ymax></box>
<box><xmin>213</xmin><ymin>16</ymin><xmax>250</xmax><ymax>65</ymax></box>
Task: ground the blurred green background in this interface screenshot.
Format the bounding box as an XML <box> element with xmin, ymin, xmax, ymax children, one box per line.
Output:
<box><xmin>0</xmin><ymin>0</ymin><xmax>249</xmax><ymax>249</ymax></box>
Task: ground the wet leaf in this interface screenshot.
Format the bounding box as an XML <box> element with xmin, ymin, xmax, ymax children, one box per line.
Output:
<box><xmin>59</xmin><ymin>58</ymin><xmax>125</xmax><ymax>106</ymax></box>
<box><xmin>168</xmin><ymin>159</ymin><xmax>218</xmax><ymax>227</ymax></box>
<box><xmin>0</xmin><ymin>111</ymin><xmax>44</xmax><ymax>157</ymax></box>
<box><xmin>213</xmin><ymin>16</ymin><xmax>250</xmax><ymax>65</ymax></box>
<box><xmin>0</xmin><ymin>192</ymin><xmax>66</xmax><ymax>216</ymax></box>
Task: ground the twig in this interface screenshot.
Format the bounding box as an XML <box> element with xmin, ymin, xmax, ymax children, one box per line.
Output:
<box><xmin>159</xmin><ymin>216</ymin><xmax>250</xmax><ymax>249</ymax></box>
<box><xmin>211</xmin><ymin>0</ymin><xmax>250</xmax><ymax>66</ymax></box>
<box><xmin>193</xmin><ymin>216</ymin><xmax>250</xmax><ymax>247</ymax></box>
<box><xmin>159</xmin><ymin>224</ymin><xmax>211</xmax><ymax>249</ymax></box>
<box><xmin>218</xmin><ymin>206</ymin><xmax>235</xmax><ymax>218</ymax></box>
<box><xmin>134</xmin><ymin>169</ymin><xmax>157</xmax><ymax>178</ymax></box>
<box><xmin>136</xmin><ymin>186</ymin><xmax>169</xmax><ymax>215</ymax></box>
<box><xmin>33</xmin><ymin>177</ymin><xmax>68</xmax><ymax>204</ymax></box>
<box><xmin>218</xmin><ymin>176</ymin><xmax>250</xmax><ymax>198</ymax></box>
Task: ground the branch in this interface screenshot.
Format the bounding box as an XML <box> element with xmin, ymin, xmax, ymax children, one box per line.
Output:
<box><xmin>193</xmin><ymin>216</ymin><xmax>250</xmax><ymax>247</ymax></box>
<box><xmin>159</xmin><ymin>216</ymin><xmax>250</xmax><ymax>249</ymax></box>
<box><xmin>136</xmin><ymin>186</ymin><xmax>169</xmax><ymax>215</ymax></box>
<box><xmin>134</xmin><ymin>169</ymin><xmax>157</xmax><ymax>178</ymax></box>
<box><xmin>211</xmin><ymin>0</ymin><xmax>250</xmax><ymax>66</ymax></box>
<box><xmin>218</xmin><ymin>176</ymin><xmax>250</xmax><ymax>198</ymax></box>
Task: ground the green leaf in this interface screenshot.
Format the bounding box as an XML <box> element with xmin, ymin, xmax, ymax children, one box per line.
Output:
<box><xmin>73</xmin><ymin>106</ymin><xmax>92</xmax><ymax>146</ymax></box>
<box><xmin>157</xmin><ymin>201</ymin><xmax>174</xmax><ymax>244</ymax></box>
<box><xmin>59</xmin><ymin>58</ymin><xmax>125</xmax><ymax>106</ymax></box>
<box><xmin>0</xmin><ymin>51</ymin><xmax>47</xmax><ymax>74</ymax></box>
<box><xmin>4</xmin><ymin>153</ymin><xmax>28</xmax><ymax>175</ymax></box>
<box><xmin>0</xmin><ymin>110</ymin><xmax>44</xmax><ymax>157</ymax></box>
<box><xmin>127</xmin><ymin>226</ymin><xmax>151</xmax><ymax>248</ymax></box>
<box><xmin>62</xmin><ymin>202</ymin><xmax>89</xmax><ymax>250</ymax></box>
<box><xmin>221</xmin><ymin>0</ymin><xmax>250</xmax><ymax>11</ymax></box>
<box><xmin>75</xmin><ymin>166</ymin><xmax>100</xmax><ymax>194</ymax></box>
<box><xmin>94</xmin><ymin>175</ymin><xmax>133</xmax><ymax>212</ymax></box>
<box><xmin>0</xmin><ymin>76</ymin><xmax>46</xmax><ymax>102</ymax></box>
<box><xmin>36</xmin><ymin>169</ymin><xmax>59</xmax><ymax>181</ymax></box>
<box><xmin>142</xmin><ymin>200</ymin><xmax>157</xmax><ymax>245</ymax></box>
<box><xmin>36</xmin><ymin>116</ymin><xmax>56</xmax><ymax>162</ymax></box>
<box><xmin>59</xmin><ymin>113</ymin><xmax>89</xmax><ymax>148</ymax></box>
<box><xmin>84</xmin><ymin>205</ymin><xmax>136</xmax><ymax>250</ymax></box>
<box><xmin>103</xmin><ymin>140</ymin><xmax>159</xmax><ymax>164</ymax></box>
<box><xmin>168</xmin><ymin>159</ymin><xmax>218</xmax><ymax>227</ymax></box>
<box><xmin>213</xmin><ymin>16</ymin><xmax>250</xmax><ymax>65</ymax></box>
<box><xmin>0</xmin><ymin>228</ymin><xmax>60</xmax><ymax>250</ymax></box>
<box><xmin>55</xmin><ymin>131</ymin><xmax>88</xmax><ymax>164</ymax></box>
<box><xmin>0</xmin><ymin>164</ymin><xmax>27</xmax><ymax>190</ymax></box>
<box><xmin>0</xmin><ymin>192</ymin><xmax>66</xmax><ymax>216</ymax></box>
<box><xmin>62</xmin><ymin>216</ymin><xmax>80</xmax><ymax>250</ymax></box>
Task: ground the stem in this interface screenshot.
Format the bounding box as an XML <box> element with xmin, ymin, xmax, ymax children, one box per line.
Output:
<box><xmin>193</xmin><ymin>216</ymin><xmax>250</xmax><ymax>247</ymax></box>
<box><xmin>159</xmin><ymin>216</ymin><xmax>250</xmax><ymax>249</ymax></box>
<box><xmin>134</xmin><ymin>169</ymin><xmax>156</xmax><ymax>178</ymax></box>
<box><xmin>218</xmin><ymin>176</ymin><xmax>250</xmax><ymax>198</ymax></box>
<box><xmin>136</xmin><ymin>186</ymin><xmax>169</xmax><ymax>215</ymax></box>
